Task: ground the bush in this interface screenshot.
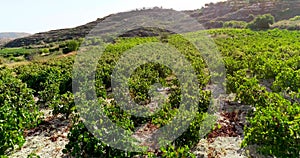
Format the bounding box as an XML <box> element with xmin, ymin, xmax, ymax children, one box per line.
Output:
<box><xmin>63</xmin><ymin>40</ymin><xmax>79</xmax><ymax>54</ymax></box>
<box><xmin>14</xmin><ymin>62</ymin><xmax>72</xmax><ymax>101</ymax></box>
<box><xmin>242</xmin><ymin>92</ymin><xmax>300</xmax><ymax>157</ymax></box>
<box><xmin>63</xmin><ymin>119</ymin><xmax>137</xmax><ymax>157</ymax></box>
<box><xmin>247</xmin><ymin>14</ymin><xmax>275</xmax><ymax>30</ymax></box>
<box><xmin>0</xmin><ymin>69</ymin><xmax>40</xmax><ymax>155</ymax></box>
<box><xmin>38</xmin><ymin>81</ymin><xmax>60</xmax><ymax>103</ymax></box>
<box><xmin>223</xmin><ymin>20</ymin><xmax>247</xmax><ymax>28</ymax></box>
<box><xmin>40</xmin><ymin>48</ymin><xmax>49</xmax><ymax>54</ymax></box>
<box><xmin>50</xmin><ymin>92</ymin><xmax>75</xmax><ymax>119</ymax></box>
<box><xmin>207</xmin><ymin>21</ymin><xmax>224</xmax><ymax>29</ymax></box>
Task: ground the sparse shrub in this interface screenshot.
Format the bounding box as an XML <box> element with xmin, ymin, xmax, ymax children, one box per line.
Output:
<box><xmin>272</xmin><ymin>15</ymin><xmax>300</xmax><ymax>30</ymax></box>
<box><xmin>207</xmin><ymin>20</ymin><xmax>224</xmax><ymax>28</ymax></box>
<box><xmin>12</xmin><ymin>56</ymin><xmax>25</xmax><ymax>62</ymax></box>
<box><xmin>289</xmin><ymin>15</ymin><xmax>300</xmax><ymax>21</ymax></box>
<box><xmin>247</xmin><ymin>14</ymin><xmax>255</xmax><ymax>21</ymax></box>
<box><xmin>160</xmin><ymin>33</ymin><xmax>169</xmax><ymax>43</ymax></box>
<box><xmin>223</xmin><ymin>20</ymin><xmax>247</xmax><ymax>28</ymax></box>
<box><xmin>287</xmin><ymin>24</ymin><xmax>297</xmax><ymax>30</ymax></box>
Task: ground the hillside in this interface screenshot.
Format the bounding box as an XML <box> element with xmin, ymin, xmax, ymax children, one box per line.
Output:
<box><xmin>186</xmin><ymin>0</ymin><xmax>300</xmax><ymax>28</ymax></box>
<box><xmin>3</xmin><ymin>17</ymin><xmax>106</xmax><ymax>48</ymax></box>
<box><xmin>0</xmin><ymin>32</ymin><xmax>30</xmax><ymax>39</ymax></box>
<box><xmin>271</xmin><ymin>15</ymin><xmax>300</xmax><ymax>30</ymax></box>
<box><xmin>0</xmin><ymin>32</ymin><xmax>30</xmax><ymax>46</ymax></box>
<box><xmin>4</xmin><ymin>0</ymin><xmax>300</xmax><ymax>47</ymax></box>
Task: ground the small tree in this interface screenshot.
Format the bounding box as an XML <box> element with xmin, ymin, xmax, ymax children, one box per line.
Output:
<box><xmin>63</xmin><ymin>40</ymin><xmax>79</xmax><ymax>54</ymax></box>
<box><xmin>247</xmin><ymin>14</ymin><xmax>275</xmax><ymax>30</ymax></box>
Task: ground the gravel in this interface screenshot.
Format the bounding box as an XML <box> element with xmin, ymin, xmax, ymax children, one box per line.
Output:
<box><xmin>9</xmin><ymin>109</ymin><xmax>71</xmax><ymax>158</ymax></box>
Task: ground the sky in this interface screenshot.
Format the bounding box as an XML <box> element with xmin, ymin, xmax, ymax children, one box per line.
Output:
<box><xmin>0</xmin><ymin>0</ymin><xmax>225</xmax><ymax>34</ymax></box>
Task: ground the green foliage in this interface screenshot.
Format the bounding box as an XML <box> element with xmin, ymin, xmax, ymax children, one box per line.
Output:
<box><xmin>211</xmin><ymin>29</ymin><xmax>299</xmax><ymax>157</ymax></box>
<box><xmin>40</xmin><ymin>48</ymin><xmax>49</xmax><ymax>54</ymax></box>
<box><xmin>27</xmin><ymin>152</ymin><xmax>40</xmax><ymax>158</ymax></box>
<box><xmin>247</xmin><ymin>14</ymin><xmax>275</xmax><ymax>30</ymax></box>
<box><xmin>29</xmin><ymin>29</ymin><xmax>299</xmax><ymax>157</ymax></box>
<box><xmin>272</xmin><ymin>15</ymin><xmax>300</xmax><ymax>30</ymax></box>
<box><xmin>9</xmin><ymin>56</ymin><xmax>25</xmax><ymax>62</ymax></box>
<box><xmin>2</xmin><ymin>28</ymin><xmax>300</xmax><ymax>157</ymax></box>
<box><xmin>242</xmin><ymin>93</ymin><xmax>300</xmax><ymax>157</ymax></box>
<box><xmin>223</xmin><ymin>20</ymin><xmax>247</xmax><ymax>28</ymax></box>
<box><xmin>289</xmin><ymin>15</ymin><xmax>300</xmax><ymax>21</ymax></box>
<box><xmin>38</xmin><ymin>80</ymin><xmax>60</xmax><ymax>103</ymax></box>
<box><xmin>160</xmin><ymin>145</ymin><xmax>196</xmax><ymax>158</ymax></box>
<box><xmin>63</xmin><ymin>36</ymin><xmax>210</xmax><ymax>157</ymax></box>
<box><xmin>62</xmin><ymin>40</ymin><xmax>79</xmax><ymax>54</ymax></box>
<box><xmin>0</xmin><ymin>48</ymin><xmax>37</xmax><ymax>58</ymax></box>
<box><xmin>14</xmin><ymin>57</ymin><xmax>74</xmax><ymax>104</ymax></box>
<box><xmin>272</xmin><ymin>68</ymin><xmax>300</xmax><ymax>92</ymax></box>
<box><xmin>63</xmin><ymin>118</ymin><xmax>137</xmax><ymax>157</ymax></box>
<box><xmin>0</xmin><ymin>69</ymin><xmax>40</xmax><ymax>155</ymax></box>
<box><xmin>50</xmin><ymin>92</ymin><xmax>75</xmax><ymax>119</ymax></box>
<box><xmin>207</xmin><ymin>20</ymin><xmax>224</xmax><ymax>28</ymax></box>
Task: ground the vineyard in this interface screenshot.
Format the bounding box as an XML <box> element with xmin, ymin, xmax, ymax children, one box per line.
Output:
<box><xmin>0</xmin><ymin>29</ymin><xmax>299</xmax><ymax>157</ymax></box>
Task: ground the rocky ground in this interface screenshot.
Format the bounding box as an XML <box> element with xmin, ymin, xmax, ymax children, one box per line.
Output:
<box><xmin>191</xmin><ymin>93</ymin><xmax>273</xmax><ymax>158</ymax></box>
<box><xmin>8</xmin><ymin>93</ymin><xmax>271</xmax><ymax>158</ymax></box>
<box><xmin>8</xmin><ymin>109</ymin><xmax>71</xmax><ymax>158</ymax></box>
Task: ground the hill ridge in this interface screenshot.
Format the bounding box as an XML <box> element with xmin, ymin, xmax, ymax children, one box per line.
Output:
<box><xmin>4</xmin><ymin>0</ymin><xmax>300</xmax><ymax>47</ymax></box>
